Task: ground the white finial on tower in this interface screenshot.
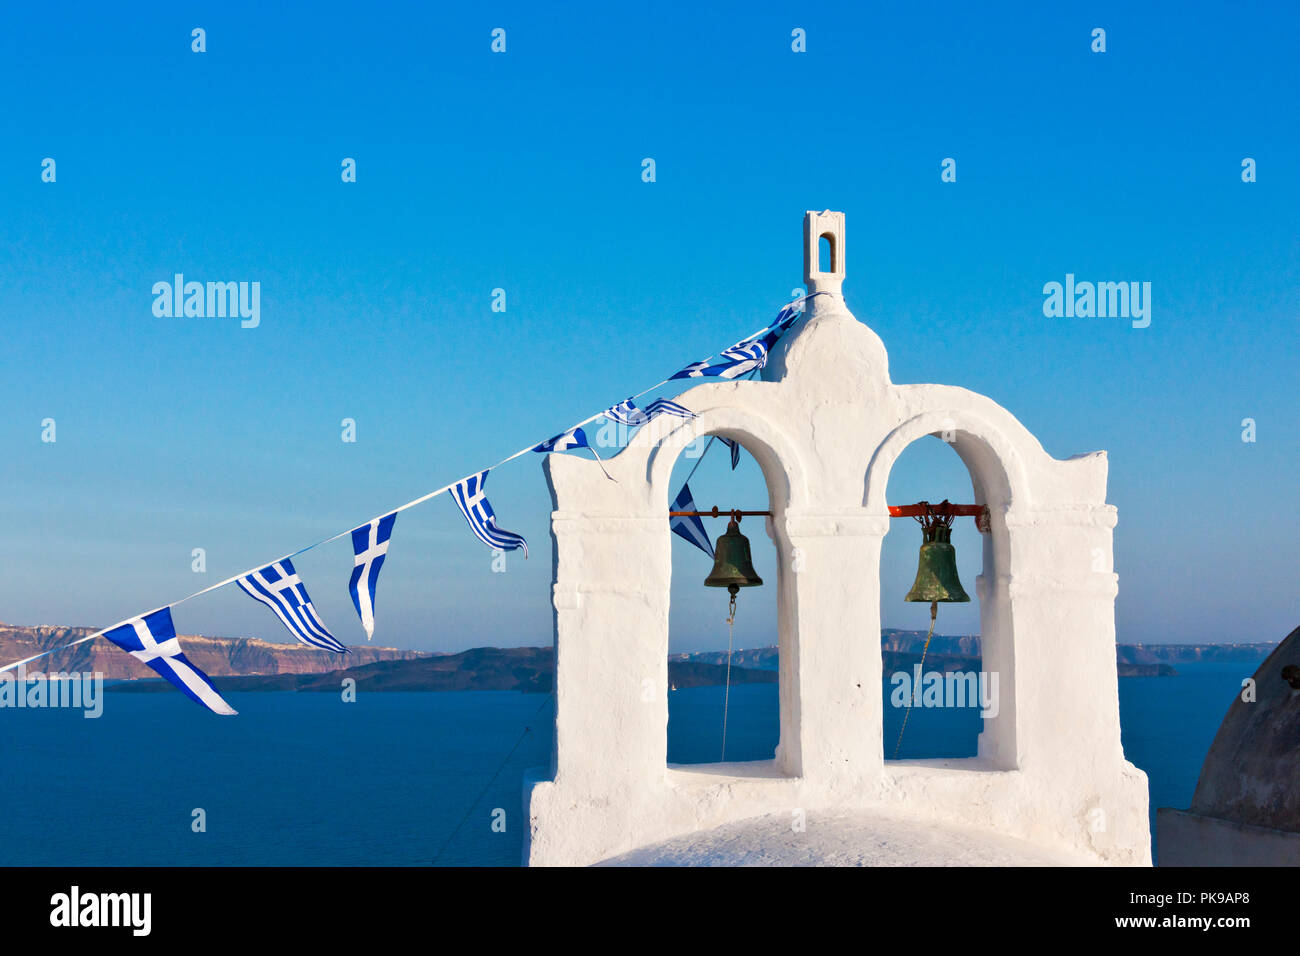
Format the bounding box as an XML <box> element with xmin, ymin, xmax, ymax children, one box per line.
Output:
<box><xmin>804</xmin><ymin>209</ymin><xmax>845</xmax><ymax>295</ymax></box>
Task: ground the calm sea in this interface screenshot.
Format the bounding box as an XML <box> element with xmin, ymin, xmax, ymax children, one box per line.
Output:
<box><xmin>0</xmin><ymin>660</ymin><xmax>1258</xmax><ymax>866</ymax></box>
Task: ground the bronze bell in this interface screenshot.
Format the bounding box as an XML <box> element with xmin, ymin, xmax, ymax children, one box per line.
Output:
<box><xmin>704</xmin><ymin>517</ymin><xmax>763</xmax><ymax>596</ymax></box>
<box><xmin>904</xmin><ymin>524</ymin><xmax>970</xmax><ymax>603</ymax></box>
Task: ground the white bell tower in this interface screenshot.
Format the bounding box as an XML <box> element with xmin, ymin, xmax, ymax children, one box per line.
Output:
<box><xmin>523</xmin><ymin>211</ymin><xmax>1150</xmax><ymax>867</ymax></box>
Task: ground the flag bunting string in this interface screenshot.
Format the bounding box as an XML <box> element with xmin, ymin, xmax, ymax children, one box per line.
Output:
<box><xmin>1</xmin><ymin>294</ymin><xmax>824</xmax><ymax>684</ymax></box>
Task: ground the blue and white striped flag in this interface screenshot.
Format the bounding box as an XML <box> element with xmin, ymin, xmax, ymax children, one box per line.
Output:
<box><xmin>349</xmin><ymin>512</ymin><xmax>396</xmax><ymax>641</ymax></box>
<box><xmin>533</xmin><ymin>425</ymin><xmax>614</xmax><ymax>479</ymax></box>
<box><xmin>603</xmin><ymin>398</ymin><xmax>644</xmax><ymax>426</ymax></box>
<box><xmin>669</xmin><ymin>482</ymin><xmax>713</xmax><ymax>558</ymax></box>
<box><xmin>644</xmin><ymin>398</ymin><xmax>696</xmax><ymax>422</ymax></box>
<box><xmin>758</xmin><ymin>297</ymin><xmax>817</xmax><ymax>341</ymax></box>
<box><xmin>718</xmin><ymin>436</ymin><xmax>742</xmax><ymax>470</ymax></box>
<box><xmin>670</xmin><ymin>355</ymin><xmax>755</xmax><ymax>380</ymax></box>
<box><xmin>532</xmin><ymin>427</ymin><xmax>590</xmax><ymax>452</ymax></box>
<box><xmin>238</xmin><ymin>559</ymin><xmax>347</xmax><ymax>653</ymax></box>
<box><xmin>102</xmin><ymin>607</ymin><xmax>236</xmax><ymax>715</ymax></box>
<box><xmin>603</xmin><ymin>397</ymin><xmax>696</xmax><ymax>427</ymax></box>
<box><xmin>670</xmin><ymin>299</ymin><xmax>816</xmax><ymax>381</ymax></box>
<box><xmin>770</xmin><ymin>300</ymin><xmax>805</xmax><ymax>335</ymax></box>
<box><xmin>451</xmin><ymin>470</ymin><xmax>528</xmax><ymax>558</ymax></box>
<box><xmin>671</xmin><ymin>332</ymin><xmax>771</xmax><ymax>381</ymax></box>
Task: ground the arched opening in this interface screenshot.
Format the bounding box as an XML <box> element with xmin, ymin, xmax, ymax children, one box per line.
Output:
<box><xmin>818</xmin><ymin>233</ymin><xmax>836</xmax><ymax>274</ymax></box>
<box><xmin>879</xmin><ymin>435</ymin><xmax>987</xmax><ymax>760</ymax></box>
<box><xmin>664</xmin><ymin>433</ymin><xmax>781</xmax><ymax>766</ymax></box>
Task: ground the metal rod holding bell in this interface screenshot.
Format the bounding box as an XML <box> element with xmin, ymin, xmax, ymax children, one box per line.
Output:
<box><xmin>888</xmin><ymin>500</ymin><xmax>989</xmax><ymax>534</ymax></box>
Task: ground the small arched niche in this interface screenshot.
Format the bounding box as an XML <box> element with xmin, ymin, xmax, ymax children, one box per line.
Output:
<box><xmin>818</xmin><ymin>233</ymin><xmax>837</xmax><ymax>274</ymax></box>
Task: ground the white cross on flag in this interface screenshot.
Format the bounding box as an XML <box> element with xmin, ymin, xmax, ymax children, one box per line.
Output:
<box><xmin>237</xmin><ymin>558</ymin><xmax>347</xmax><ymax>653</ymax></box>
<box><xmin>451</xmin><ymin>470</ymin><xmax>529</xmax><ymax>557</ymax></box>
<box><xmin>349</xmin><ymin>512</ymin><xmax>396</xmax><ymax>641</ymax></box>
<box><xmin>102</xmin><ymin>607</ymin><xmax>236</xmax><ymax>715</ymax></box>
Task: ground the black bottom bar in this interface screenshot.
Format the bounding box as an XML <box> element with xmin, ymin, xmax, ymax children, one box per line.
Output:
<box><xmin>4</xmin><ymin>865</ymin><xmax>1283</xmax><ymax>940</ymax></box>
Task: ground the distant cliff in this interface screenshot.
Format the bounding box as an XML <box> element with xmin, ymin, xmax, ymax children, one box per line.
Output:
<box><xmin>674</xmin><ymin>634</ymin><xmax>1279</xmax><ymax>678</ymax></box>
<box><xmin>6</xmin><ymin>619</ymin><xmax>1275</xmax><ymax>690</ymax></box>
<box><xmin>106</xmin><ymin>646</ymin><xmax>776</xmax><ymax>694</ymax></box>
<box><xmin>0</xmin><ymin>624</ymin><xmax>427</xmax><ymax>679</ymax></box>
<box><xmin>1116</xmin><ymin>642</ymin><xmax>1278</xmax><ymax>665</ymax></box>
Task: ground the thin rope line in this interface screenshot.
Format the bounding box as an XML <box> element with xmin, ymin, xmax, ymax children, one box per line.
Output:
<box><xmin>721</xmin><ymin>592</ymin><xmax>737</xmax><ymax>762</ymax></box>
<box><xmin>3</xmin><ymin>299</ymin><xmax>818</xmax><ymax>675</ymax></box>
<box><xmin>431</xmin><ymin>693</ymin><xmax>553</xmax><ymax>865</ymax></box>
<box><xmin>682</xmin><ymin>436</ymin><xmax>718</xmax><ymax>487</ymax></box>
<box><xmin>892</xmin><ymin>601</ymin><xmax>937</xmax><ymax>759</ymax></box>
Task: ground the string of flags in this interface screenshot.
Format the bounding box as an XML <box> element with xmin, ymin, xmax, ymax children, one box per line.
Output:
<box><xmin>670</xmin><ymin>298</ymin><xmax>804</xmax><ymax>380</ymax></box>
<box><xmin>2</xmin><ymin>294</ymin><xmax>824</xmax><ymax>714</ymax></box>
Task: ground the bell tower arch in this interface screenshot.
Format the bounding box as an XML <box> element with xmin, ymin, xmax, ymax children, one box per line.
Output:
<box><xmin>524</xmin><ymin>212</ymin><xmax>1150</xmax><ymax>867</ymax></box>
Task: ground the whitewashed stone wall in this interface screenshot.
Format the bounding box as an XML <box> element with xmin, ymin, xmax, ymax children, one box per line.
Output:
<box><xmin>524</xmin><ymin>211</ymin><xmax>1150</xmax><ymax>867</ymax></box>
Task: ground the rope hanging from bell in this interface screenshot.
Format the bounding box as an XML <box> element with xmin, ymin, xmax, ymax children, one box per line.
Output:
<box><xmin>704</xmin><ymin>513</ymin><xmax>762</xmax><ymax>762</ymax></box>
<box><xmin>893</xmin><ymin>502</ymin><xmax>972</xmax><ymax>759</ymax></box>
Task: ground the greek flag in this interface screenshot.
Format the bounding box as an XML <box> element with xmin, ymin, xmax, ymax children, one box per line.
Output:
<box><xmin>102</xmin><ymin>607</ymin><xmax>236</xmax><ymax>715</ymax></box>
<box><xmin>603</xmin><ymin>399</ymin><xmax>643</xmax><ymax>426</ymax></box>
<box><xmin>671</xmin><ymin>330</ymin><xmax>772</xmax><ymax>381</ymax></box>
<box><xmin>670</xmin><ymin>354</ymin><xmax>757</xmax><ymax>380</ymax></box>
<box><xmin>349</xmin><ymin>512</ymin><xmax>396</xmax><ymax>641</ymax></box>
<box><xmin>238</xmin><ymin>559</ymin><xmax>347</xmax><ymax>653</ymax></box>
<box><xmin>533</xmin><ymin>427</ymin><xmax>590</xmax><ymax>452</ymax></box>
<box><xmin>718</xmin><ymin>436</ymin><xmax>742</xmax><ymax>469</ymax></box>
<box><xmin>769</xmin><ymin>300</ymin><xmax>806</xmax><ymax>335</ymax></box>
<box><xmin>670</xmin><ymin>299</ymin><xmax>816</xmax><ymax>380</ymax></box>
<box><xmin>644</xmin><ymin>398</ymin><xmax>695</xmax><ymax>421</ymax></box>
<box><xmin>669</xmin><ymin>482</ymin><xmax>713</xmax><ymax>558</ymax></box>
<box><xmin>451</xmin><ymin>470</ymin><xmax>528</xmax><ymax>557</ymax></box>
<box><xmin>603</xmin><ymin>397</ymin><xmax>696</xmax><ymax>427</ymax></box>
<box><xmin>762</xmin><ymin>295</ymin><xmax>821</xmax><ymax>339</ymax></box>
<box><xmin>533</xmin><ymin>425</ymin><xmax>614</xmax><ymax>479</ymax></box>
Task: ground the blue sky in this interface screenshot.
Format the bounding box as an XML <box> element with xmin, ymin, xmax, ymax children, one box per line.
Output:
<box><xmin>1</xmin><ymin>1</ymin><xmax>1296</xmax><ymax>653</ymax></box>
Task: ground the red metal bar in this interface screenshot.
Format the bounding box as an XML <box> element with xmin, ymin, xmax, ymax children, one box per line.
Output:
<box><xmin>667</xmin><ymin>501</ymin><xmax>989</xmax><ymax>531</ymax></box>
<box><xmin>887</xmin><ymin>503</ymin><xmax>984</xmax><ymax>518</ymax></box>
<box><xmin>889</xmin><ymin>500</ymin><xmax>989</xmax><ymax>533</ymax></box>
